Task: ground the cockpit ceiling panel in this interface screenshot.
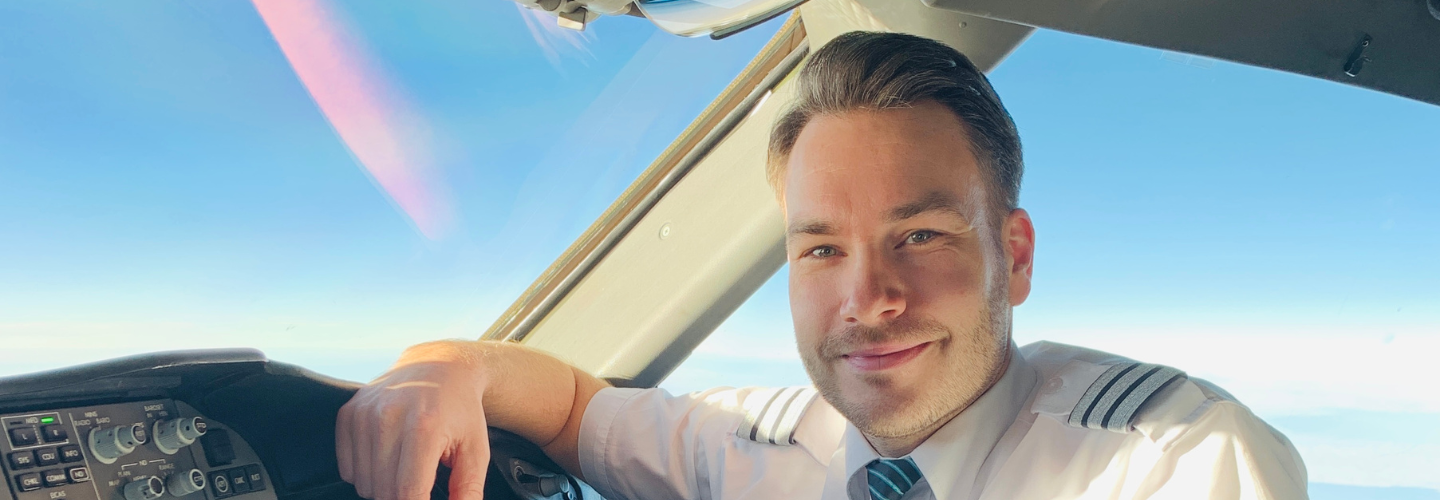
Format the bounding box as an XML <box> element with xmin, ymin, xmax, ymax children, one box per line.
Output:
<box><xmin>925</xmin><ymin>0</ymin><xmax>1440</xmax><ymax>107</ymax></box>
<box><xmin>800</xmin><ymin>0</ymin><xmax>1034</xmax><ymax>72</ymax></box>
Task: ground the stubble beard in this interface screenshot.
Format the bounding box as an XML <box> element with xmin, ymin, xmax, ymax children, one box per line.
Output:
<box><xmin>800</xmin><ymin>285</ymin><xmax>1011</xmax><ymax>440</ymax></box>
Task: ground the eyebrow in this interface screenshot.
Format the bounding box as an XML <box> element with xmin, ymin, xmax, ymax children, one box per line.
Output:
<box><xmin>886</xmin><ymin>191</ymin><xmax>970</xmax><ymax>223</ymax></box>
<box><xmin>787</xmin><ymin>220</ymin><xmax>836</xmax><ymax>236</ymax></box>
<box><xmin>786</xmin><ymin>192</ymin><xmax>971</xmax><ymax>236</ymax></box>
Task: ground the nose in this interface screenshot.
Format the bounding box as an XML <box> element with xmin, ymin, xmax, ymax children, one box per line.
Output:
<box><xmin>839</xmin><ymin>250</ymin><xmax>907</xmax><ymax>326</ymax></box>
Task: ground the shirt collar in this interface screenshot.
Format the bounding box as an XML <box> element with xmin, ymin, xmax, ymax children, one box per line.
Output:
<box><xmin>834</xmin><ymin>341</ymin><xmax>1038</xmax><ymax>500</ymax></box>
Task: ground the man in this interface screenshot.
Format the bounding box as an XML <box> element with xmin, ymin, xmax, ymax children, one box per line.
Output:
<box><xmin>336</xmin><ymin>32</ymin><xmax>1308</xmax><ymax>500</ymax></box>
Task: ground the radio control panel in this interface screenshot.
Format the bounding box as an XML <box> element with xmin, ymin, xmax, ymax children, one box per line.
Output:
<box><xmin>0</xmin><ymin>401</ymin><xmax>274</xmax><ymax>500</ymax></box>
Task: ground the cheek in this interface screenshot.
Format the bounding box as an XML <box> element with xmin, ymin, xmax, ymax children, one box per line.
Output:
<box><xmin>789</xmin><ymin>270</ymin><xmax>842</xmax><ymax>342</ymax></box>
<box><xmin>901</xmin><ymin>248</ymin><xmax>988</xmax><ymax>309</ymax></box>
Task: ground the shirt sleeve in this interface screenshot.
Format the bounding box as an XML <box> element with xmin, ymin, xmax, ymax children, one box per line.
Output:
<box><xmin>1135</xmin><ymin>395</ymin><xmax>1309</xmax><ymax>499</ymax></box>
<box><xmin>578</xmin><ymin>386</ymin><xmax>837</xmax><ymax>500</ymax></box>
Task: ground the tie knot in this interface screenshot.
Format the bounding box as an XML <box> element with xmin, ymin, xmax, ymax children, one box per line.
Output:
<box><xmin>864</xmin><ymin>457</ymin><xmax>923</xmax><ymax>500</ymax></box>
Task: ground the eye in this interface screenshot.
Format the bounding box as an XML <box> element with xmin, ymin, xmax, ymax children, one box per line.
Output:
<box><xmin>808</xmin><ymin>246</ymin><xmax>838</xmax><ymax>258</ymax></box>
<box><xmin>905</xmin><ymin>230</ymin><xmax>938</xmax><ymax>245</ymax></box>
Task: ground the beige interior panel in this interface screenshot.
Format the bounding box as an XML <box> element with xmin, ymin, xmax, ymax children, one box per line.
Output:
<box><xmin>523</xmin><ymin>78</ymin><xmax>795</xmax><ymax>382</ymax></box>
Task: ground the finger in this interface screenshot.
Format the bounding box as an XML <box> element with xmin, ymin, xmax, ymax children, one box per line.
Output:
<box><xmin>372</xmin><ymin>407</ymin><xmax>405</xmax><ymax>500</ymax></box>
<box><xmin>353</xmin><ymin>407</ymin><xmax>377</xmax><ymax>499</ymax></box>
<box><xmin>336</xmin><ymin>402</ymin><xmax>356</xmax><ymax>484</ymax></box>
<box><xmin>394</xmin><ymin>419</ymin><xmax>447</xmax><ymax>500</ymax></box>
<box><xmin>445</xmin><ymin>436</ymin><xmax>491</xmax><ymax>500</ymax></box>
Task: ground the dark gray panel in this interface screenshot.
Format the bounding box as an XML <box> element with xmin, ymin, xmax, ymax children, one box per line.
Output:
<box><xmin>925</xmin><ymin>0</ymin><xmax>1440</xmax><ymax>106</ymax></box>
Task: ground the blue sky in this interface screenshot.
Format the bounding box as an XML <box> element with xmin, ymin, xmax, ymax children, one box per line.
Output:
<box><xmin>1</xmin><ymin>1</ymin><xmax>1436</xmax><ymax>496</ymax></box>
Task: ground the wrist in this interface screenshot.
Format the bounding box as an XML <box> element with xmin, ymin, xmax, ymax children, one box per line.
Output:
<box><xmin>397</xmin><ymin>339</ymin><xmax>499</xmax><ymax>396</ymax></box>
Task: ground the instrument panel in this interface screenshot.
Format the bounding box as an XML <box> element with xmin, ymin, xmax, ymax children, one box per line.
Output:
<box><xmin>0</xmin><ymin>400</ymin><xmax>273</xmax><ymax>500</ymax></box>
<box><xmin>0</xmin><ymin>349</ymin><xmax>589</xmax><ymax>500</ymax></box>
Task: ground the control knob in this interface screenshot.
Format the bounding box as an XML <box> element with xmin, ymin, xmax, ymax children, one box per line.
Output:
<box><xmin>89</xmin><ymin>423</ymin><xmax>148</xmax><ymax>464</ymax></box>
<box><xmin>123</xmin><ymin>476</ymin><xmax>166</xmax><ymax>500</ymax></box>
<box><xmin>153</xmin><ymin>417</ymin><xmax>207</xmax><ymax>455</ymax></box>
<box><xmin>166</xmin><ymin>469</ymin><xmax>206</xmax><ymax>497</ymax></box>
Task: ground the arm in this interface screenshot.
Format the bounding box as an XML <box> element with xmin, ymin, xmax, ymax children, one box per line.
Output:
<box><xmin>1136</xmin><ymin>400</ymin><xmax>1308</xmax><ymax>499</ymax></box>
<box><xmin>336</xmin><ymin>340</ymin><xmax>609</xmax><ymax>500</ymax></box>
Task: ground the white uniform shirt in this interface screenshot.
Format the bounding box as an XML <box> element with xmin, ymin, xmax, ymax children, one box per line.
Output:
<box><xmin>578</xmin><ymin>341</ymin><xmax>1308</xmax><ymax>500</ymax></box>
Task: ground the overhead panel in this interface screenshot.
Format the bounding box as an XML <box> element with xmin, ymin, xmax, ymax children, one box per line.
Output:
<box><xmin>926</xmin><ymin>0</ymin><xmax>1440</xmax><ymax>107</ymax></box>
<box><xmin>800</xmin><ymin>0</ymin><xmax>1033</xmax><ymax>71</ymax></box>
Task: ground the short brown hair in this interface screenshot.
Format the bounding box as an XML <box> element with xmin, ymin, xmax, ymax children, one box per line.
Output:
<box><xmin>767</xmin><ymin>31</ymin><xmax>1023</xmax><ymax>220</ymax></box>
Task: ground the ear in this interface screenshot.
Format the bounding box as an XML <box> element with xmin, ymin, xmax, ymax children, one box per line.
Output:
<box><xmin>1003</xmin><ymin>208</ymin><xmax>1035</xmax><ymax>306</ymax></box>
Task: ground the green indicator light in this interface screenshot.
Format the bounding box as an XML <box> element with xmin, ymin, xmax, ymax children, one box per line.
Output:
<box><xmin>39</xmin><ymin>417</ymin><xmax>54</xmax><ymax>424</ymax></box>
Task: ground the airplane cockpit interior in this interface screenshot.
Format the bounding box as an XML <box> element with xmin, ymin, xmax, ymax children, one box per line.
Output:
<box><xmin>2</xmin><ymin>0</ymin><xmax>1437</xmax><ymax>499</ymax></box>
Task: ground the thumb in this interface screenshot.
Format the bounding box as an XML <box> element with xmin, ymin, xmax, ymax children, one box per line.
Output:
<box><xmin>445</xmin><ymin>437</ymin><xmax>491</xmax><ymax>500</ymax></box>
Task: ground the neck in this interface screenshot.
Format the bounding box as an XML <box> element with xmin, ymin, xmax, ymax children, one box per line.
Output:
<box><xmin>863</xmin><ymin>342</ymin><xmax>1014</xmax><ymax>458</ymax></box>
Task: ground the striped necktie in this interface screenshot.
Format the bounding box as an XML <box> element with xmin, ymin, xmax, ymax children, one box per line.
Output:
<box><xmin>864</xmin><ymin>457</ymin><xmax>924</xmax><ymax>500</ymax></box>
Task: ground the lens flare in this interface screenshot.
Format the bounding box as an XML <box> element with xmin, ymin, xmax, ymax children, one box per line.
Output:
<box><xmin>252</xmin><ymin>0</ymin><xmax>453</xmax><ymax>239</ymax></box>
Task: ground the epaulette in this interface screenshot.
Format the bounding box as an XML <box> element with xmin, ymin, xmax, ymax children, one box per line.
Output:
<box><xmin>735</xmin><ymin>386</ymin><xmax>819</xmax><ymax>445</ymax></box>
<box><xmin>1067</xmin><ymin>362</ymin><xmax>1187</xmax><ymax>432</ymax></box>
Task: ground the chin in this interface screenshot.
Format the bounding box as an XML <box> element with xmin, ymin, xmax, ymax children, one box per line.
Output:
<box><xmin>834</xmin><ymin>379</ymin><xmax>935</xmax><ymax>437</ymax></box>
<box><xmin>846</xmin><ymin>399</ymin><xmax>937</xmax><ymax>439</ymax></box>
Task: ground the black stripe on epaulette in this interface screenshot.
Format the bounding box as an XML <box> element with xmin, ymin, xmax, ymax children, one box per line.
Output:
<box><xmin>1067</xmin><ymin>362</ymin><xmax>1186</xmax><ymax>432</ymax></box>
<box><xmin>736</xmin><ymin>387</ymin><xmax>818</xmax><ymax>445</ymax></box>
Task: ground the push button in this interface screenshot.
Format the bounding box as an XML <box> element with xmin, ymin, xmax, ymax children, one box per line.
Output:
<box><xmin>9</xmin><ymin>427</ymin><xmax>38</xmax><ymax>447</ymax></box>
<box><xmin>227</xmin><ymin>468</ymin><xmax>250</xmax><ymax>494</ymax></box>
<box><xmin>67</xmin><ymin>467</ymin><xmax>90</xmax><ymax>483</ymax></box>
<box><xmin>16</xmin><ymin>472</ymin><xmax>42</xmax><ymax>491</ymax></box>
<box><xmin>9</xmin><ymin>451</ymin><xmax>35</xmax><ymax>469</ymax></box>
<box><xmin>35</xmin><ymin>448</ymin><xmax>60</xmax><ymax>466</ymax></box>
<box><xmin>201</xmin><ymin>430</ymin><xmax>235</xmax><ymax>467</ymax></box>
<box><xmin>59</xmin><ymin>445</ymin><xmax>83</xmax><ymax>463</ymax></box>
<box><xmin>243</xmin><ymin>465</ymin><xmax>264</xmax><ymax>492</ymax></box>
<box><xmin>209</xmin><ymin>472</ymin><xmax>231</xmax><ymax>498</ymax></box>
<box><xmin>41</xmin><ymin>426</ymin><xmax>68</xmax><ymax>443</ymax></box>
<box><xmin>42</xmin><ymin>468</ymin><xmax>67</xmax><ymax>487</ymax></box>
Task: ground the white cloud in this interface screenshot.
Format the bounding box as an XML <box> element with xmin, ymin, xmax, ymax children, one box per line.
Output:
<box><xmin>1293</xmin><ymin>435</ymin><xmax>1440</xmax><ymax>490</ymax></box>
<box><xmin>1014</xmin><ymin>325</ymin><xmax>1440</xmax><ymax>416</ymax></box>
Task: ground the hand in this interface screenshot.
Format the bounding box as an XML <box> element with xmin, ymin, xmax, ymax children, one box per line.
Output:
<box><xmin>337</xmin><ymin>341</ymin><xmax>493</xmax><ymax>500</ymax></box>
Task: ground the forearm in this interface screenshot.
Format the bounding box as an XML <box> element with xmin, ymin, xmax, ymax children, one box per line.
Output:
<box><xmin>410</xmin><ymin>340</ymin><xmax>608</xmax><ymax>477</ymax></box>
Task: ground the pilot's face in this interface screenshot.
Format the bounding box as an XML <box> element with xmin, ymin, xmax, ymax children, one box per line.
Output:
<box><xmin>783</xmin><ymin>100</ymin><xmax>1034</xmax><ymax>444</ymax></box>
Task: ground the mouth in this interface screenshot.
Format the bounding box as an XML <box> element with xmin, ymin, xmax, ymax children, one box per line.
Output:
<box><xmin>841</xmin><ymin>341</ymin><xmax>932</xmax><ymax>372</ymax></box>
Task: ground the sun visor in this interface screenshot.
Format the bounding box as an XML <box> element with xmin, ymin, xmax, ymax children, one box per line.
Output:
<box><xmin>636</xmin><ymin>0</ymin><xmax>808</xmax><ymax>38</ymax></box>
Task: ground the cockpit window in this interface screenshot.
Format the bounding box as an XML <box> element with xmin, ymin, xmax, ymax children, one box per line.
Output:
<box><xmin>665</xmin><ymin>29</ymin><xmax>1440</xmax><ymax>499</ymax></box>
<box><xmin>0</xmin><ymin>2</ymin><xmax>780</xmax><ymax>380</ymax></box>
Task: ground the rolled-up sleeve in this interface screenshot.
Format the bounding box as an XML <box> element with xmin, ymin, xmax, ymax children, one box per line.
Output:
<box><xmin>578</xmin><ymin>386</ymin><xmax>839</xmax><ymax>500</ymax></box>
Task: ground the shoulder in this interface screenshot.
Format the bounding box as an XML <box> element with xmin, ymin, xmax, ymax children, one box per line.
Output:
<box><xmin>1011</xmin><ymin>342</ymin><xmax>1308</xmax><ymax>495</ymax></box>
<box><xmin>1020</xmin><ymin>341</ymin><xmax>1243</xmax><ymax>439</ymax></box>
<box><xmin>733</xmin><ymin>386</ymin><xmax>823</xmax><ymax>445</ymax></box>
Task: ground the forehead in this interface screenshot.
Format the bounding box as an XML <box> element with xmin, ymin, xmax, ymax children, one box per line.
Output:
<box><xmin>782</xmin><ymin>101</ymin><xmax>984</xmax><ymax>223</ymax></box>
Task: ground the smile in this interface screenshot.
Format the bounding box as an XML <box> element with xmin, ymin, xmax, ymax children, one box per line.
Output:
<box><xmin>841</xmin><ymin>341</ymin><xmax>932</xmax><ymax>372</ymax></box>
